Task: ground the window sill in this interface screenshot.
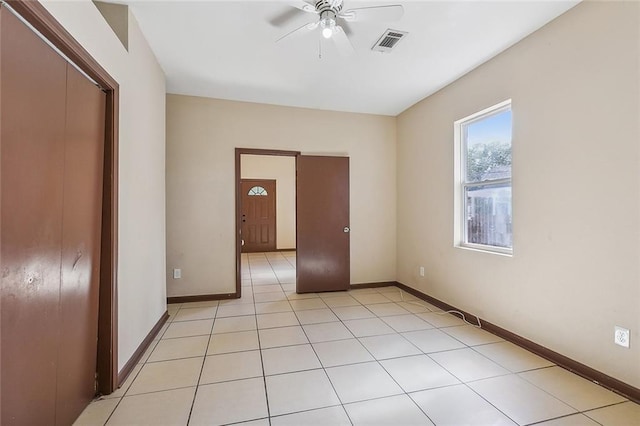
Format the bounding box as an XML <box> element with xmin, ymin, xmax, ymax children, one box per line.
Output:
<box><xmin>456</xmin><ymin>244</ymin><xmax>513</xmax><ymax>257</ymax></box>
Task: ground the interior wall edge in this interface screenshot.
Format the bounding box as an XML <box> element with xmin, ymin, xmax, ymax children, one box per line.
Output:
<box><xmin>116</xmin><ymin>310</ymin><xmax>169</xmax><ymax>390</ymax></box>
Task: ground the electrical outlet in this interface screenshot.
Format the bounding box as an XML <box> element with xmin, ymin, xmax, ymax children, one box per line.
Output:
<box><xmin>614</xmin><ymin>326</ymin><xmax>630</xmax><ymax>348</ymax></box>
<box><xmin>419</xmin><ymin>266</ymin><xmax>425</xmax><ymax>277</ymax></box>
<box><xmin>173</xmin><ymin>268</ymin><xmax>182</xmax><ymax>279</ymax></box>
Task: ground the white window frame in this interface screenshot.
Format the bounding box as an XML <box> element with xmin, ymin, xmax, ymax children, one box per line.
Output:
<box><xmin>454</xmin><ymin>99</ymin><xmax>513</xmax><ymax>256</ymax></box>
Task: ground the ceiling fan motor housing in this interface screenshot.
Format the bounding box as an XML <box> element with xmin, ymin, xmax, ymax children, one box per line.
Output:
<box><xmin>315</xmin><ymin>0</ymin><xmax>343</xmax><ymax>15</ymax></box>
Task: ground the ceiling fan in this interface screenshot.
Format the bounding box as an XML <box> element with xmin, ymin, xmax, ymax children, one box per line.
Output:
<box><xmin>275</xmin><ymin>0</ymin><xmax>404</xmax><ymax>56</ymax></box>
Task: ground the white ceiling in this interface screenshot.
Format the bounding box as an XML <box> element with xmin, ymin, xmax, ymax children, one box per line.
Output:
<box><xmin>124</xmin><ymin>0</ymin><xmax>579</xmax><ymax>116</ymax></box>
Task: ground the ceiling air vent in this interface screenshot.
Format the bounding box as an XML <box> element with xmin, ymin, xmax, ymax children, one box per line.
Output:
<box><xmin>372</xmin><ymin>29</ymin><xmax>408</xmax><ymax>53</ymax></box>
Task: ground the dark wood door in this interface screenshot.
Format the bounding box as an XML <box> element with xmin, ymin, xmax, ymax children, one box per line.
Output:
<box><xmin>241</xmin><ymin>179</ymin><xmax>277</xmax><ymax>252</ymax></box>
<box><xmin>1</xmin><ymin>7</ymin><xmax>105</xmax><ymax>425</ymax></box>
<box><xmin>1</xmin><ymin>7</ymin><xmax>68</xmax><ymax>424</ymax></box>
<box><xmin>56</xmin><ymin>63</ymin><xmax>106</xmax><ymax>426</ymax></box>
<box><xmin>296</xmin><ymin>156</ymin><xmax>350</xmax><ymax>293</ymax></box>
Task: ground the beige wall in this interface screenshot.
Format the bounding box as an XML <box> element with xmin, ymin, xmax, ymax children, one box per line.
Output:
<box><xmin>241</xmin><ymin>155</ymin><xmax>296</xmax><ymax>250</ymax></box>
<box><xmin>41</xmin><ymin>0</ymin><xmax>167</xmax><ymax>371</ymax></box>
<box><xmin>397</xmin><ymin>1</ymin><xmax>640</xmax><ymax>388</ymax></box>
<box><xmin>166</xmin><ymin>95</ymin><xmax>396</xmax><ymax>297</ymax></box>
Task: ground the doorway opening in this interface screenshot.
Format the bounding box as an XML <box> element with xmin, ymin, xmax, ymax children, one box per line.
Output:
<box><xmin>235</xmin><ymin>149</ymin><xmax>351</xmax><ymax>298</ymax></box>
<box><xmin>235</xmin><ymin>149</ymin><xmax>299</xmax><ymax>297</ymax></box>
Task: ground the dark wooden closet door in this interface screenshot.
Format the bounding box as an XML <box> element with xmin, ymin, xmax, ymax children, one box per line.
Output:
<box><xmin>56</xmin><ymin>65</ymin><xmax>106</xmax><ymax>426</ymax></box>
<box><xmin>296</xmin><ymin>156</ymin><xmax>350</xmax><ymax>293</ymax></box>
<box><xmin>1</xmin><ymin>6</ymin><xmax>107</xmax><ymax>425</ymax></box>
<box><xmin>0</xmin><ymin>6</ymin><xmax>67</xmax><ymax>425</ymax></box>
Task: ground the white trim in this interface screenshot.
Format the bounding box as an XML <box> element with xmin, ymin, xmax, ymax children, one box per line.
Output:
<box><xmin>458</xmin><ymin>243</ymin><xmax>513</xmax><ymax>257</ymax></box>
<box><xmin>464</xmin><ymin>177</ymin><xmax>511</xmax><ymax>189</ymax></box>
<box><xmin>457</xmin><ymin>99</ymin><xmax>512</xmax><ymax>127</ymax></box>
<box><xmin>453</xmin><ymin>121</ymin><xmax>463</xmax><ymax>247</ymax></box>
<box><xmin>453</xmin><ymin>99</ymin><xmax>513</xmax><ymax>256</ymax></box>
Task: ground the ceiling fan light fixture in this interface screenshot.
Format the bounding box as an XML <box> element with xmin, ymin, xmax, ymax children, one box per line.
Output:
<box><xmin>320</xmin><ymin>17</ymin><xmax>336</xmax><ymax>38</ymax></box>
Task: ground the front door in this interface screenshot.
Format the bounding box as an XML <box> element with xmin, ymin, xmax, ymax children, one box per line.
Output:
<box><xmin>241</xmin><ymin>179</ymin><xmax>277</xmax><ymax>252</ymax></box>
<box><xmin>296</xmin><ymin>156</ymin><xmax>350</xmax><ymax>293</ymax></box>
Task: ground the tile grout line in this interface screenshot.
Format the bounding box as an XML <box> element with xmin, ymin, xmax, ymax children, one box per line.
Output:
<box><xmin>295</xmin><ymin>298</ymin><xmax>355</xmax><ymax>425</ymax></box>
<box><xmin>100</xmin><ymin>382</ymin><xmax>131</xmax><ymax>424</ymax></box>
<box><xmin>184</xmin><ymin>298</ymin><xmax>218</xmax><ymax>425</ymax></box>
<box><xmin>320</xmin><ymin>285</ymin><xmax>513</xmax><ymax>424</ymax></box>
<box><xmin>316</xmin><ymin>287</ymin><xmax>410</xmax><ymax>422</ymax></box>
<box><xmin>372</xmin><ymin>292</ymin><xmax>523</xmax><ymax>425</ymax></box>
<box><xmin>422</xmin><ymin>350</ymin><xmax>522</xmax><ymax>424</ymax></box>
<box><xmin>525</xmin><ymin>412</ymin><xmax>604</xmax><ymax>426</ymax></box>
<box><xmin>333</xmin><ymin>306</ymin><xmax>436</xmax><ymax>424</ymax></box>
<box><xmin>261</xmin><ymin>251</ymin><xmax>354</xmax><ymax>423</ymax></box>
<box><xmin>381</xmin><ymin>288</ymin><xmax>534</xmax><ymax>425</ymax></box>
<box><xmin>180</xmin><ymin>282</ymin><xmax>536</xmax><ymax>420</ymax></box>
<box><xmin>413</xmin><ymin>321</ymin><xmax>592</xmax><ymax>425</ymax></box>
<box><xmin>251</xmin><ymin>252</ymin><xmax>274</xmax><ymax>426</ymax></box>
<box><xmin>515</xmin><ymin>367</ymin><xmax>623</xmax><ymax>418</ymax></box>
<box><xmin>96</xmin><ymin>303</ymin><xmax>192</xmax><ymax>426</ymax></box>
<box><xmin>386</xmin><ymin>289</ymin><xmax>625</xmax><ymax>421</ymax></box>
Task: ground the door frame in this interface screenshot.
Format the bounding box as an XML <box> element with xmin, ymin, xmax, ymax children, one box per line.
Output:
<box><xmin>240</xmin><ymin>179</ymin><xmax>277</xmax><ymax>253</ymax></box>
<box><xmin>6</xmin><ymin>0</ymin><xmax>120</xmax><ymax>394</ymax></box>
<box><xmin>235</xmin><ymin>148</ymin><xmax>299</xmax><ymax>298</ymax></box>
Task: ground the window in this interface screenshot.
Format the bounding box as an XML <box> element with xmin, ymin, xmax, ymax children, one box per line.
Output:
<box><xmin>247</xmin><ymin>186</ymin><xmax>268</xmax><ymax>196</ymax></box>
<box><xmin>455</xmin><ymin>100</ymin><xmax>512</xmax><ymax>254</ymax></box>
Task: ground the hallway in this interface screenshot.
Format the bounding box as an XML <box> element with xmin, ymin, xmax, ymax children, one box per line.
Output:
<box><xmin>75</xmin><ymin>252</ymin><xmax>639</xmax><ymax>425</ymax></box>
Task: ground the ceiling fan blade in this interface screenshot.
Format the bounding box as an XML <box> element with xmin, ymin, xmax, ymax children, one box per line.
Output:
<box><xmin>277</xmin><ymin>21</ymin><xmax>319</xmax><ymax>43</ymax></box>
<box><xmin>332</xmin><ymin>26</ymin><xmax>354</xmax><ymax>56</ymax></box>
<box><xmin>269</xmin><ymin>8</ymin><xmax>304</xmax><ymax>27</ymax></box>
<box><xmin>339</xmin><ymin>5</ymin><xmax>404</xmax><ymax>22</ymax></box>
<box><xmin>287</xmin><ymin>0</ymin><xmax>317</xmax><ymax>14</ymax></box>
<box><xmin>340</xmin><ymin>20</ymin><xmax>353</xmax><ymax>37</ymax></box>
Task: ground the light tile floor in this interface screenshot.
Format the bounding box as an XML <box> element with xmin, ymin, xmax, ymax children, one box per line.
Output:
<box><xmin>75</xmin><ymin>251</ymin><xmax>640</xmax><ymax>425</ymax></box>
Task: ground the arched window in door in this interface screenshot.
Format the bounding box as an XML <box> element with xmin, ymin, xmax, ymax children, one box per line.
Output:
<box><xmin>248</xmin><ymin>186</ymin><xmax>268</xmax><ymax>196</ymax></box>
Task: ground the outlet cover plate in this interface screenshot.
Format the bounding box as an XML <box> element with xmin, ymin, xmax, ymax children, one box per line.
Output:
<box><xmin>614</xmin><ymin>326</ymin><xmax>630</xmax><ymax>348</ymax></box>
<box><xmin>173</xmin><ymin>268</ymin><xmax>182</xmax><ymax>279</ymax></box>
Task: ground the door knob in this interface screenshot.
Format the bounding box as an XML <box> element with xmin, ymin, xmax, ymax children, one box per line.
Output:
<box><xmin>343</xmin><ymin>227</ymin><xmax>350</xmax><ymax>233</ymax></box>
